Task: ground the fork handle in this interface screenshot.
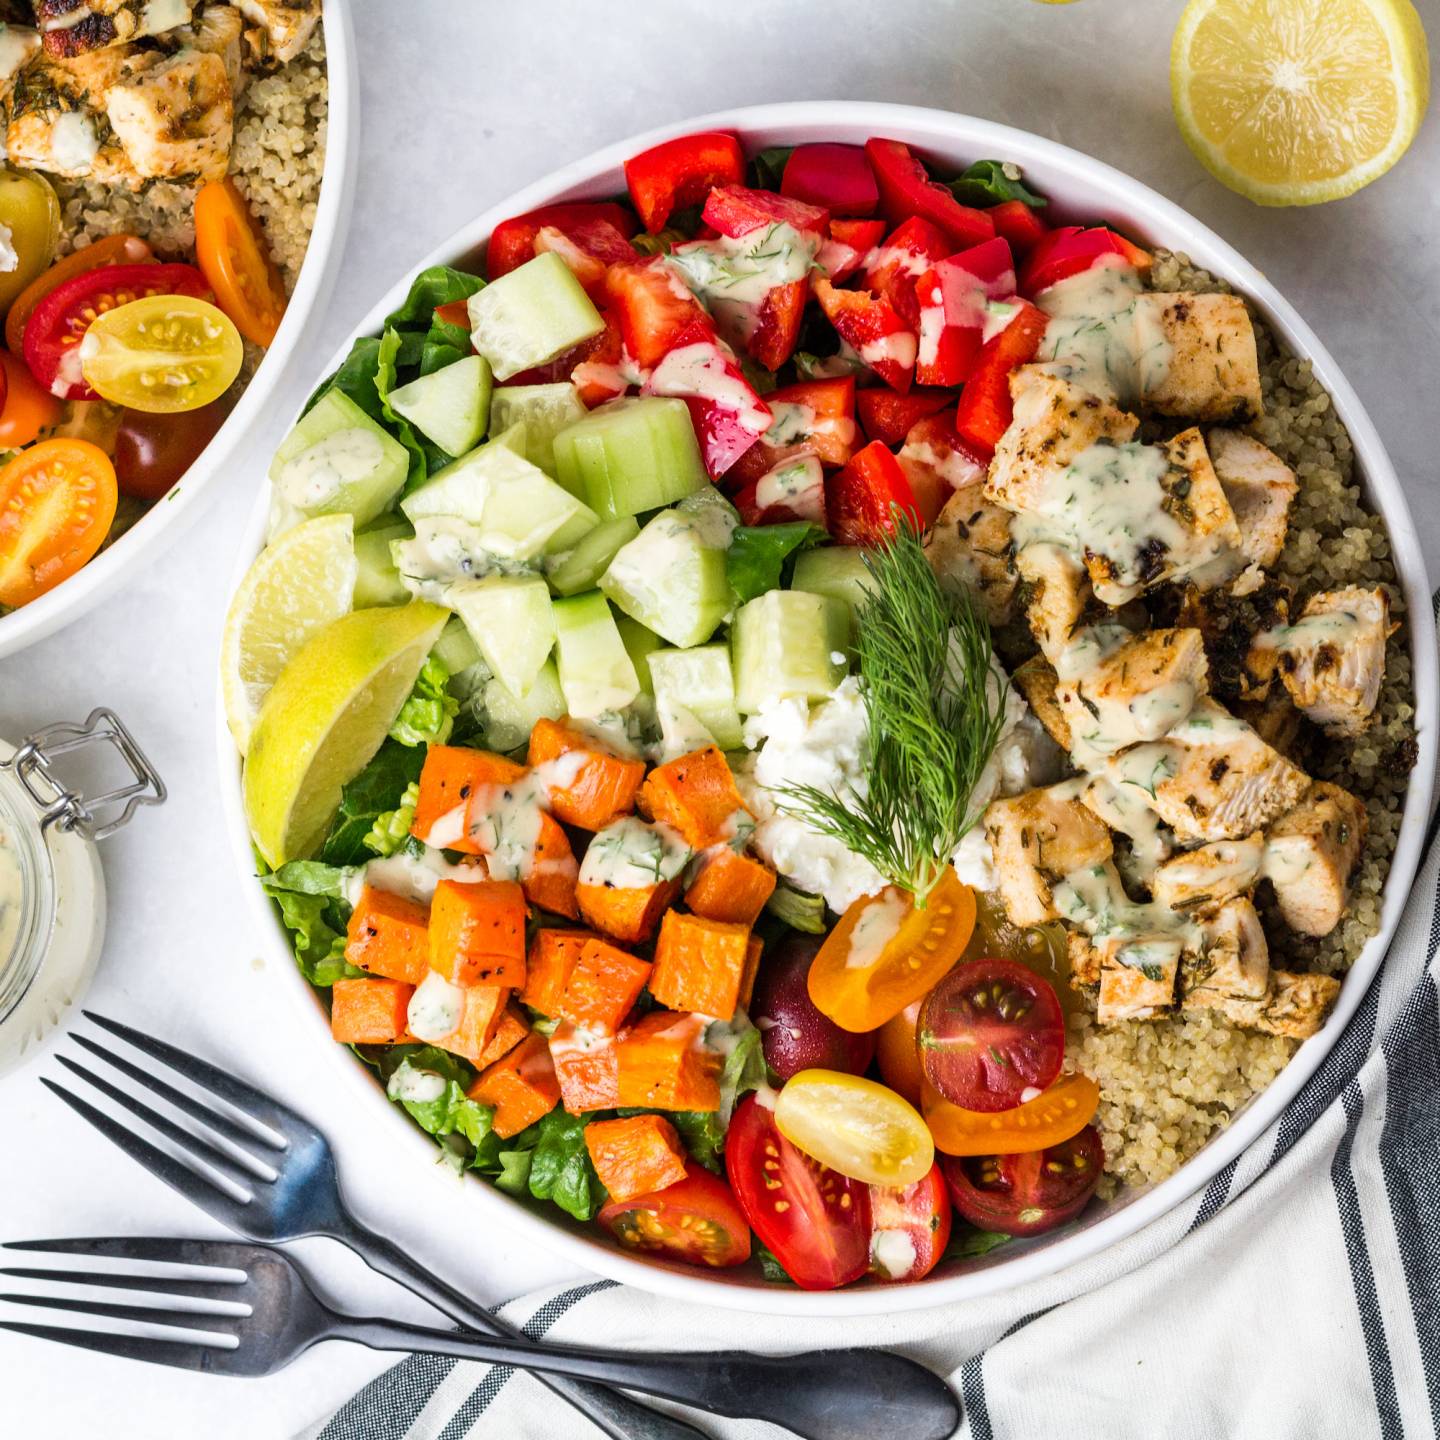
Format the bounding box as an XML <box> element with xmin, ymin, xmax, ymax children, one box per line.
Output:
<box><xmin>330</xmin><ymin>1214</ymin><xmax>710</xmax><ymax>1440</ymax></box>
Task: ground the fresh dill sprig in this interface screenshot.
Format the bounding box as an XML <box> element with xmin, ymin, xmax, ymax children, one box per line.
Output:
<box><xmin>774</xmin><ymin>519</ymin><xmax>1009</xmax><ymax>905</ymax></box>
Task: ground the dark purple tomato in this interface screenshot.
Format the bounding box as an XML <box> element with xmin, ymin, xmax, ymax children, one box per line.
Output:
<box><xmin>114</xmin><ymin>396</ymin><xmax>232</xmax><ymax>501</ymax></box>
<box><xmin>751</xmin><ymin>934</ymin><xmax>876</xmax><ymax>1080</ymax></box>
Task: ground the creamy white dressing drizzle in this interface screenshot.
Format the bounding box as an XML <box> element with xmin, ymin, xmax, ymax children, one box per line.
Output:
<box><xmin>646</xmin><ymin>342</ymin><xmax>772</xmax><ymax>434</ymax></box>
<box><xmin>346</xmin><ymin>848</ymin><xmax>488</xmax><ymax>907</ymax></box>
<box><xmin>278</xmin><ymin>426</ymin><xmax>385</xmax><ymax>509</ymax></box>
<box><xmin>578</xmin><ymin>816</ymin><xmax>691</xmax><ymax>890</ymax></box>
<box><xmin>406</xmin><ymin>971</ymin><xmax>466</xmax><ymax>1044</ymax></box>
<box><xmin>755</xmin><ymin>454</ymin><xmax>825</xmax><ymax>522</ymax></box>
<box><xmin>0</xmin><ymin>816</ymin><xmax>22</xmax><ymax>969</ymax></box>
<box><xmin>668</xmin><ymin>222</ymin><xmax>819</xmax><ymax>342</ymax></box>
<box><xmin>844</xmin><ymin>891</ymin><xmax>908</xmax><ymax>969</ymax></box>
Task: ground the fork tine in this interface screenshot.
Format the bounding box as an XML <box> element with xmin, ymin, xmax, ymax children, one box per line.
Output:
<box><xmin>0</xmin><ymin>1266</ymin><xmax>247</xmax><ymax>1302</ymax></box>
<box><xmin>82</xmin><ymin>1012</ymin><xmax>294</xmax><ymax>1144</ymax></box>
<box><xmin>39</xmin><ymin>1079</ymin><xmax>251</xmax><ymax>1223</ymax></box>
<box><xmin>3</xmin><ymin>1237</ymin><xmax>255</xmax><ymax>1269</ymax></box>
<box><xmin>0</xmin><ymin>1291</ymin><xmax>245</xmax><ymax>1329</ymax></box>
<box><xmin>70</xmin><ymin>1033</ymin><xmax>283</xmax><ymax>1162</ymax></box>
<box><xmin>53</xmin><ymin>1058</ymin><xmax>262</xmax><ymax>1193</ymax></box>
<box><xmin>0</xmin><ymin>1320</ymin><xmax>234</xmax><ymax>1374</ymax></box>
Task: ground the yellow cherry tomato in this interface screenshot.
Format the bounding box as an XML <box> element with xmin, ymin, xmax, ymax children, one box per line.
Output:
<box><xmin>0</xmin><ymin>168</ymin><xmax>60</xmax><ymax>310</ymax></box>
<box><xmin>807</xmin><ymin>866</ymin><xmax>977</xmax><ymax>1032</ymax></box>
<box><xmin>774</xmin><ymin>1069</ymin><xmax>935</xmax><ymax>1187</ymax></box>
<box><xmin>922</xmin><ymin>1072</ymin><xmax>1101</xmax><ymax>1157</ymax></box>
<box><xmin>78</xmin><ymin>294</ymin><xmax>243</xmax><ymax>413</ymax></box>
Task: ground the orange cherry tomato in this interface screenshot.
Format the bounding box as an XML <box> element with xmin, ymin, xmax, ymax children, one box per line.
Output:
<box><xmin>194</xmin><ymin>177</ymin><xmax>287</xmax><ymax>347</ymax></box>
<box><xmin>4</xmin><ymin>234</ymin><xmax>154</xmax><ymax>355</ymax></box>
<box><xmin>807</xmin><ymin>867</ymin><xmax>976</xmax><ymax>1033</ymax></box>
<box><xmin>0</xmin><ymin>350</ymin><xmax>60</xmax><ymax>448</ymax></box>
<box><xmin>0</xmin><ymin>438</ymin><xmax>117</xmax><ymax>607</ymax></box>
<box><xmin>876</xmin><ymin>998</ymin><xmax>925</xmax><ymax>1106</ymax></box>
<box><xmin>922</xmin><ymin>1071</ymin><xmax>1101</xmax><ymax>1157</ymax></box>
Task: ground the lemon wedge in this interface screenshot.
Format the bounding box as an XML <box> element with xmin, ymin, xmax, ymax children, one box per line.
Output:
<box><xmin>244</xmin><ymin>602</ymin><xmax>449</xmax><ymax>867</ymax></box>
<box><xmin>1172</xmin><ymin>0</ymin><xmax>1430</xmax><ymax>205</ymax></box>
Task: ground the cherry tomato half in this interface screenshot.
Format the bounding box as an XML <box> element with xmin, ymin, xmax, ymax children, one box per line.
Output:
<box><xmin>726</xmin><ymin>1093</ymin><xmax>871</xmax><ymax>1290</ymax></box>
<box><xmin>598</xmin><ymin>1163</ymin><xmax>751</xmax><ymax>1269</ymax></box>
<box><xmin>808</xmin><ymin>867</ymin><xmax>977</xmax><ymax>1032</ymax></box>
<box><xmin>4</xmin><ymin>233</ymin><xmax>154</xmax><ymax>354</ymax></box>
<box><xmin>941</xmin><ymin>1125</ymin><xmax>1104</xmax><ymax>1237</ymax></box>
<box><xmin>194</xmin><ymin>178</ymin><xmax>287</xmax><ymax>347</ymax></box>
<box><xmin>0</xmin><ymin>349</ymin><xmax>61</xmax><ymax>449</ymax></box>
<box><xmin>918</xmin><ymin>957</ymin><xmax>1065</xmax><ymax>1111</ymax></box>
<box><xmin>775</xmin><ymin>1069</ymin><xmax>934</xmax><ymax>1187</ymax></box>
<box><xmin>0</xmin><ymin>438</ymin><xmax>117</xmax><ymax>608</ymax></box>
<box><xmin>876</xmin><ymin>998</ymin><xmax>925</xmax><ymax>1106</ymax></box>
<box><xmin>24</xmin><ymin>262</ymin><xmax>211</xmax><ymax>400</ymax></box>
<box><xmin>751</xmin><ymin>933</ymin><xmax>875</xmax><ymax>1080</ymax></box>
<box><xmin>922</xmin><ymin>1072</ymin><xmax>1101</xmax><ymax>1156</ymax></box>
<box><xmin>113</xmin><ymin>395</ymin><xmax>232</xmax><ymax>501</ymax></box>
<box><xmin>868</xmin><ymin>1162</ymin><xmax>951</xmax><ymax>1283</ymax></box>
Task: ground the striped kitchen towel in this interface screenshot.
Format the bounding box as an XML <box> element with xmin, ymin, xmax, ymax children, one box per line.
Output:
<box><xmin>305</xmin><ymin>724</ymin><xmax>1439</xmax><ymax>1440</ymax></box>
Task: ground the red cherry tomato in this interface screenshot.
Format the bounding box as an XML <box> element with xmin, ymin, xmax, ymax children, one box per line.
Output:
<box><xmin>941</xmin><ymin>1125</ymin><xmax>1104</xmax><ymax>1237</ymax></box>
<box><xmin>598</xmin><ymin>1163</ymin><xmax>751</xmax><ymax>1269</ymax></box>
<box><xmin>726</xmin><ymin>1093</ymin><xmax>871</xmax><ymax>1290</ymax></box>
<box><xmin>918</xmin><ymin>958</ymin><xmax>1065</xmax><ymax>1113</ymax></box>
<box><xmin>23</xmin><ymin>262</ymin><xmax>211</xmax><ymax>401</ymax></box>
<box><xmin>868</xmin><ymin>1162</ymin><xmax>952</xmax><ymax>1283</ymax></box>
<box><xmin>113</xmin><ymin>396</ymin><xmax>232</xmax><ymax>501</ymax></box>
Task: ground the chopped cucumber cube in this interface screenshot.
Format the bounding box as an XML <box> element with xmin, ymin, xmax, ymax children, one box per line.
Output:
<box><xmin>546</xmin><ymin>515</ymin><xmax>641</xmax><ymax>597</ymax></box>
<box><xmin>269</xmin><ymin>388</ymin><xmax>409</xmax><ymax>527</ymax></box>
<box><xmin>387</xmin><ymin>354</ymin><xmax>492</xmax><ymax>458</ymax></box>
<box><xmin>552</xmin><ymin>397</ymin><xmax>707</xmax><ymax>520</ymax></box>
<box><xmin>353</xmin><ymin>517</ymin><xmax>412</xmax><ymax>608</ymax></box>
<box><xmin>467</xmin><ymin>252</ymin><xmax>604</xmax><ymax>381</ymax></box>
<box><xmin>490</xmin><ymin>383</ymin><xmax>586</xmax><ymax>479</ymax></box>
<box><xmin>617</xmin><ymin>615</ymin><xmax>666</xmax><ymax>698</ymax></box>
<box><xmin>790</xmin><ymin>545</ymin><xmax>876</xmax><ymax>640</ymax></box>
<box><xmin>648</xmin><ymin>645</ymin><xmax>744</xmax><ymax>750</ymax></box>
<box><xmin>481</xmin><ymin>659</ymin><xmax>566</xmax><ymax>753</ymax></box>
<box><xmin>401</xmin><ymin>430</ymin><xmax>594</xmax><ymax>562</ymax></box>
<box><xmin>433</xmin><ymin>614</ymin><xmax>483</xmax><ymax>675</ymax></box>
<box><xmin>733</xmin><ymin>590</ymin><xmax>849</xmax><ymax>713</ymax></box>
<box><xmin>552</xmin><ymin>591</ymin><xmax>641</xmax><ymax>719</ymax></box>
<box><xmin>449</xmin><ymin>573</ymin><xmax>556</xmax><ymax>698</ymax></box>
<box><xmin>599</xmin><ymin>506</ymin><xmax>734</xmax><ymax>648</ymax></box>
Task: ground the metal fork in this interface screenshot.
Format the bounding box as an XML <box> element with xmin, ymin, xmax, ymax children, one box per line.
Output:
<box><xmin>37</xmin><ymin>1013</ymin><xmax>711</xmax><ymax>1440</ymax></box>
<box><xmin>0</xmin><ymin>1238</ymin><xmax>959</xmax><ymax>1440</ymax></box>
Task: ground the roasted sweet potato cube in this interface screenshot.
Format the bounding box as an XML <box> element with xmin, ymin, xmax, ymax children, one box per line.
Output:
<box><xmin>684</xmin><ymin>848</ymin><xmax>777</xmax><ymax>927</ymax></box>
<box><xmin>470</xmin><ymin>1032</ymin><xmax>561</xmax><ymax>1138</ymax></box>
<box><xmin>638</xmin><ymin>746</ymin><xmax>752</xmax><ymax>849</ymax></box>
<box><xmin>528</xmin><ymin>717</ymin><xmax>647</xmax><ymax>829</ymax></box>
<box><xmin>344</xmin><ymin>885</ymin><xmax>430</xmax><ymax>986</ymax></box>
<box><xmin>521</xmin><ymin>814</ymin><xmax>580</xmax><ymax>919</ymax></box>
<box><xmin>738</xmin><ymin>934</ymin><xmax>764</xmax><ymax>1012</ymax></box>
<box><xmin>452</xmin><ymin>1000</ymin><xmax>529</xmax><ymax>1072</ymax></box>
<box><xmin>330</xmin><ymin>978</ymin><xmax>413</xmax><ymax>1045</ymax></box>
<box><xmin>560</xmin><ymin>939</ymin><xmax>652</xmax><ymax>1033</ymax></box>
<box><xmin>576</xmin><ymin>877</ymin><xmax>681</xmax><ymax>944</ymax></box>
<box><xmin>648</xmin><ymin>910</ymin><xmax>752</xmax><ymax>1019</ymax></box>
<box><xmin>550</xmin><ymin>1021</ymin><xmax>621</xmax><ymax>1113</ymax></box>
<box><xmin>521</xmin><ymin>929</ymin><xmax>597</xmax><ymax>1018</ymax></box>
<box><xmin>428</xmin><ymin>879</ymin><xmax>527</xmax><ymax>988</ymax></box>
<box><xmin>584</xmin><ymin>1114</ymin><xmax>688</xmax><ymax>1202</ymax></box>
<box><xmin>615</xmin><ymin>1011</ymin><xmax>721</xmax><ymax>1112</ymax></box>
<box><xmin>411</xmin><ymin>745</ymin><xmax>523</xmax><ymax>849</ymax></box>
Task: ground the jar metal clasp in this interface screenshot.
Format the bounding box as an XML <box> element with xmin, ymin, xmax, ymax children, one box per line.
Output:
<box><xmin>0</xmin><ymin>707</ymin><xmax>166</xmax><ymax>841</ymax></box>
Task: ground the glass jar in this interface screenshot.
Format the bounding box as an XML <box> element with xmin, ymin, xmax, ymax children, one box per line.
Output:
<box><xmin>0</xmin><ymin>710</ymin><xmax>163</xmax><ymax>1076</ymax></box>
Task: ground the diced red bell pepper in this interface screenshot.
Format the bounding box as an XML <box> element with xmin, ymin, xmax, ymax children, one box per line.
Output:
<box><xmin>817</xmin><ymin>217</ymin><xmax>886</xmax><ymax>284</ymax></box>
<box><xmin>643</xmin><ymin>323</ymin><xmax>772</xmax><ymax>478</ymax></box>
<box><xmin>863</xmin><ymin>138</ymin><xmax>996</xmax><ymax>250</ymax></box>
<box><xmin>535</xmin><ymin>218</ymin><xmax>639</xmax><ymax>298</ymax></box>
<box><xmin>781</xmin><ymin>143</ymin><xmax>879</xmax><ymax>217</ymax></box>
<box><xmin>624</xmin><ymin>131</ymin><xmax>745</xmax><ymax>234</ymax></box>
<box><xmin>732</xmin><ymin>453</ymin><xmax>827</xmax><ymax>528</ymax></box>
<box><xmin>860</xmin><ymin>216</ymin><xmax>951</xmax><ymax>330</ymax></box>
<box><xmin>722</xmin><ymin>375</ymin><xmax>858</xmax><ymax>487</ymax></box>
<box><xmin>702</xmin><ymin>184</ymin><xmax>828</xmax><ymax>238</ymax></box>
<box><xmin>605</xmin><ymin>258</ymin><xmax>713</xmax><ymax>370</ymax></box>
<box><xmin>749</xmin><ymin>278</ymin><xmax>808</xmax><ymax>372</ymax></box>
<box><xmin>812</xmin><ymin>274</ymin><xmax>915</xmax><ymax>394</ymax></box>
<box><xmin>989</xmin><ymin>199</ymin><xmax>1048</xmax><ymax>257</ymax></box>
<box><xmin>896</xmin><ymin>412</ymin><xmax>987</xmax><ymax>517</ymax></box>
<box><xmin>953</xmin><ymin>299</ymin><xmax>1049</xmax><ymax>459</ymax></box>
<box><xmin>826</xmin><ymin>439</ymin><xmax>923</xmax><ymax>546</ymax></box>
<box><xmin>487</xmin><ymin>202</ymin><xmax>639</xmax><ymax>280</ymax></box>
<box><xmin>504</xmin><ymin>308</ymin><xmax>624</xmax><ymax>393</ymax></box>
<box><xmin>856</xmin><ymin>387</ymin><xmax>954</xmax><ymax>448</ymax></box>
<box><xmin>434</xmin><ymin>299</ymin><xmax>472</xmax><ymax>330</ymax></box>
<box><xmin>914</xmin><ymin>236</ymin><xmax>1017</xmax><ymax>388</ymax></box>
<box><xmin>1019</xmin><ymin>225</ymin><xmax>1152</xmax><ymax>297</ymax></box>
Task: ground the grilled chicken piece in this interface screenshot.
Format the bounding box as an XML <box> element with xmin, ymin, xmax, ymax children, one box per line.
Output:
<box><xmin>1106</xmin><ymin>697</ymin><xmax>1310</xmax><ymax>842</ymax></box>
<box><xmin>1055</xmin><ymin>626</ymin><xmax>1209</xmax><ymax>761</ymax></box>
<box><xmin>983</xmin><ymin>783</ymin><xmax>1113</xmax><ymax>927</ymax></box>
<box><xmin>35</xmin><ymin>0</ymin><xmax>193</xmax><ymax>58</ymax></box>
<box><xmin>1012</xmin><ymin>655</ymin><xmax>1071</xmax><ymax>751</ymax></box>
<box><xmin>1214</xmin><ymin>969</ymin><xmax>1341</xmax><ymax>1040</ymax></box>
<box><xmin>1180</xmin><ymin>896</ymin><xmax>1271</xmax><ymax>1015</ymax></box>
<box><xmin>1067</xmin><ymin>930</ymin><xmax>1101</xmax><ymax>988</ymax></box>
<box><xmin>0</xmin><ymin>23</ymin><xmax>40</xmax><ymax>93</ymax></box>
<box><xmin>234</xmin><ymin>0</ymin><xmax>317</xmax><ymax>63</ymax></box>
<box><xmin>1077</xmin><ymin>773</ymin><xmax>1173</xmax><ymax>885</ymax></box>
<box><xmin>1261</xmin><ymin>586</ymin><xmax>1393</xmax><ymax>737</ymax></box>
<box><xmin>1152</xmin><ymin>834</ymin><xmax>1264</xmax><ymax>913</ymax></box>
<box><xmin>1263</xmin><ymin>781</ymin><xmax>1367</xmax><ymax>938</ymax></box>
<box><xmin>104</xmin><ymin>47</ymin><xmax>231</xmax><ymax>182</ymax></box>
<box><xmin>1234</xmin><ymin>692</ymin><xmax>1302</xmax><ymax>758</ymax></box>
<box><xmin>985</xmin><ymin>369</ymin><xmax>1137</xmax><ymax>514</ymax></box>
<box><xmin>1014</xmin><ymin>542</ymin><xmax>1091</xmax><ymax>664</ymax></box>
<box><xmin>1172</xmin><ymin>577</ymin><xmax>1291</xmax><ymax>702</ymax></box>
<box><xmin>1132</xmin><ymin>292</ymin><xmax>1263</xmax><ymax>424</ymax></box>
<box><xmin>164</xmin><ymin>3</ymin><xmax>244</xmax><ymax>93</ymax></box>
<box><xmin>1097</xmin><ymin>933</ymin><xmax>1183</xmax><ymax>1023</ymax></box>
<box><xmin>1206</xmin><ymin>430</ymin><xmax>1297</xmax><ymax>570</ymax></box>
<box><xmin>924</xmin><ymin>482</ymin><xmax>1015</xmax><ymax>626</ymax></box>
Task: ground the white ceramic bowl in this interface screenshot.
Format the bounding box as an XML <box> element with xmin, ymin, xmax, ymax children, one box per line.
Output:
<box><xmin>0</xmin><ymin>0</ymin><xmax>358</xmax><ymax>661</ymax></box>
<box><xmin>218</xmin><ymin>102</ymin><xmax>1438</xmax><ymax>1315</ymax></box>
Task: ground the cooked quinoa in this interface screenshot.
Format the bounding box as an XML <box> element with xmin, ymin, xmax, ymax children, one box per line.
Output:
<box><xmin>1063</xmin><ymin>250</ymin><xmax>1415</xmax><ymax>1191</ymax></box>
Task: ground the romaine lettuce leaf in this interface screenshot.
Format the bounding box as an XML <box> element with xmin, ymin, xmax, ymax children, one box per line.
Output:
<box><xmin>726</xmin><ymin>523</ymin><xmax>827</xmax><ymax>603</ymax></box>
<box><xmin>947</xmin><ymin>159</ymin><xmax>1047</xmax><ymax>209</ymax></box>
<box><xmin>260</xmin><ymin>860</ymin><xmax>360</xmax><ymax>986</ymax></box>
<box><xmin>384</xmin><ymin>1047</ymin><xmax>494</xmax><ymax>1151</ymax></box>
<box><xmin>319</xmin><ymin>739</ymin><xmax>426</xmax><ymax>866</ymax></box>
<box><xmin>364</xmin><ymin>781</ymin><xmax>419</xmax><ymax>858</ymax></box>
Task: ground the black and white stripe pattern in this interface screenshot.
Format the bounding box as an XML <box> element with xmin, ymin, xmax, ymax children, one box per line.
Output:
<box><xmin>304</xmin><ymin>614</ymin><xmax>1440</xmax><ymax>1440</ymax></box>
